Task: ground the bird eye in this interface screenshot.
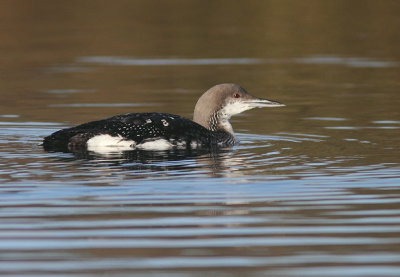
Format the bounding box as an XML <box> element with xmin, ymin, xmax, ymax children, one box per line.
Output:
<box><xmin>234</xmin><ymin>93</ymin><xmax>240</xmax><ymax>98</ymax></box>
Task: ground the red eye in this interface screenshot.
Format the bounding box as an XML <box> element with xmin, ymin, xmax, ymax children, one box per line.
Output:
<box><xmin>234</xmin><ymin>93</ymin><xmax>240</xmax><ymax>98</ymax></box>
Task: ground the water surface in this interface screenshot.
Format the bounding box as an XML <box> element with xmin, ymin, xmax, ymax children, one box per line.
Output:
<box><xmin>1</xmin><ymin>1</ymin><xmax>400</xmax><ymax>276</ymax></box>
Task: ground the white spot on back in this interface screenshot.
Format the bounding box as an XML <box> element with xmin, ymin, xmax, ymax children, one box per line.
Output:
<box><xmin>146</xmin><ymin>119</ymin><xmax>152</xmax><ymax>124</ymax></box>
<box><xmin>87</xmin><ymin>134</ymin><xmax>135</xmax><ymax>153</ymax></box>
<box><xmin>161</xmin><ymin>119</ymin><xmax>169</xmax><ymax>126</ymax></box>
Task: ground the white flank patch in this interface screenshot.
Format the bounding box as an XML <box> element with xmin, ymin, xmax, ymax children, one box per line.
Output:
<box><xmin>137</xmin><ymin>139</ymin><xmax>173</xmax><ymax>150</ymax></box>
<box><xmin>87</xmin><ymin>134</ymin><xmax>135</xmax><ymax>153</ymax></box>
<box><xmin>190</xmin><ymin>141</ymin><xmax>201</xmax><ymax>149</ymax></box>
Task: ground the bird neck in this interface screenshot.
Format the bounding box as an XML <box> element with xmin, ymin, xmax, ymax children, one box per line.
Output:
<box><xmin>193</xmin><ymin>110</ymin><xmax>238</xmax><ymax>145</ymax></box>
<box><xmin>208</xmin><ymin>111</ymin><xmax>234</xmax><ymax>134</ymax></box>
<box><xmin>194</xmin><ymin>107</ymin><xmax>236</xmax><ymax>135</ymax></box>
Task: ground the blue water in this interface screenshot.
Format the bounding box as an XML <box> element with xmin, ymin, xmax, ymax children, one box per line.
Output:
<box><xmin>1</xmin><ymin>1</ymin><xmax>400</xmax><ymax>276</ymax></box>
<box><xmin>1</xmin><ymin>117</ymin><xmax>400</xmax><ymax>276</ymax></box>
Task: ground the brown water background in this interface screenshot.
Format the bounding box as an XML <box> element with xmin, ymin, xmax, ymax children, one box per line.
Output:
<box><xmin>1</xmin><ymin>1</ymin><xmax>400</xmax><ymax>276</ymax></box>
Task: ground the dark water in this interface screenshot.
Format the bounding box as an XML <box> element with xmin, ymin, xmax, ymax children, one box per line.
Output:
<box><xmin>1</xmin><ymin>1</ymin><xmax>400</xmax><ymax>276</ymax></box>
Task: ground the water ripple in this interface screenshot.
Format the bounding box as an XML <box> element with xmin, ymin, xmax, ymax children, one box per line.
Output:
<box><xmin>1</xmin><ymin>121</ymin><xmax>400</xmax><ymax>276</ymax></box>
<box><xmin>76</xmin><ymin>56</ymin><xmax>399</xmax><ymax>68</ymax></box>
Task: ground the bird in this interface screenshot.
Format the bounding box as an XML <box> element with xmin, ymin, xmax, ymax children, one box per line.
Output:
<box><xmin>42</xmin><ymin>83</ymin><xmax>285</xmax><ymax>153</ymax></box>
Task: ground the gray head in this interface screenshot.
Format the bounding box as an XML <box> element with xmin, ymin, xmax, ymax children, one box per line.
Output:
<box><xmin>193</xmin><ymin>83</ymin><xmax>285</xmax><ymax>134</ymax></box>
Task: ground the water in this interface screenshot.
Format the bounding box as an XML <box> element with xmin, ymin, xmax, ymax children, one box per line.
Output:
<box><xmin>1</xmin><ymin>1</ymin><xmax>400</xmax><ymax>276</ymax></box>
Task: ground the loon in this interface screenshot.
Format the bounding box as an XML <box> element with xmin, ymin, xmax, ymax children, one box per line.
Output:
<box><xmin>43</xmin><ymin>83</ymin><xmax>285</xmax><ymax>153</ymax></box>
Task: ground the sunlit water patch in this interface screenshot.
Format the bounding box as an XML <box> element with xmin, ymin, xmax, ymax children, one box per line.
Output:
<box><xmin>293</xmin><ymin>56</ymin><xmax>399</xmax><ymax>68</ymax></box>
<box><xmin>43</xmin><ymin>89</ymin><xmax>96</xmax><ymax>94</ymax></box>
<box><xmin>48</xmin><ymin>103</ymin><xmax>155</xmax><ymax>108</ymax></box>
<box><xmin>76</xmin><ymin>56</ymin><xmax>399</xmax><ymax>68</ymax></box>
<box><xmin>0</xmin><ymin>121</ymin><xmax>400</xmax><ymax>276</ymax></box>
<box><xmin>77</xmin><ymin>57</ymin><xmax>268</xmax><ymax>66</ymax></box>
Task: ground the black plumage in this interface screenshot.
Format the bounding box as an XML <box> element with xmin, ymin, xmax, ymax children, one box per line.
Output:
<box><xmin>43</xmin><ymin>113</ymin><xmax>234</xmax><ymax>152</ymax></box>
